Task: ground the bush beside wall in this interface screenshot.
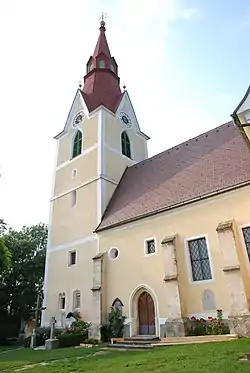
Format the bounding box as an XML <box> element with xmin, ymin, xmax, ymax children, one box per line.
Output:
<box><xmin>57</xmin><ymin>332</ymin><xmax>87</xmax><ymax>348</ymax></box>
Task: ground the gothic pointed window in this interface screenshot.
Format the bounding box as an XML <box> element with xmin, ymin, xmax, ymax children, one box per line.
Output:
<box><xmin>72</xmin><ymin>130</ymin><xmax>82</xmax><ymax>159</ymax></box>
<box><xmin>99</xmin><ymin>60</ymin><xmax>105</xmax><ymax>68</ymax></box>
<box><xmin>121</xmin><ymin>131</ymin><xmax>131</xmax><ymax>159</ymax></box>
<box><xmin>112</xmin><ymin>298</ymin><xmax>123</xmax><ymax>314</ymax></box>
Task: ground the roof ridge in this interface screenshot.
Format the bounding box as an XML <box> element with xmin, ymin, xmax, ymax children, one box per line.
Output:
<box><xmin>131</xmin><ymin>121</ymin><xmax>233</xmax><ymax>169</ymax></box>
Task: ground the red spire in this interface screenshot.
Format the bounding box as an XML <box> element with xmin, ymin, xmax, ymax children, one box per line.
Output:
<box><xmin>93</xmin><ymin>20</ymin><xmax>111</xmax><ymax>58</ymax></box>
<box><xmin>81</xmin><ymin>18</ymin><xmax>124</xmax><ymax>113</ymax></box>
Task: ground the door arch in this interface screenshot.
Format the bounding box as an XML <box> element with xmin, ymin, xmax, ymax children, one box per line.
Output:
<box><xmin>138</xmin><ymin>291</ymin><xmax>155</xmax><ymax>335</ymax></box>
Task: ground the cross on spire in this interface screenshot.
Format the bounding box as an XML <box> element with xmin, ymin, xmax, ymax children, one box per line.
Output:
<box><xmin>99</xmin><ymin>12</ymin><xmax>107</xmax><ymax>27</ymax></box>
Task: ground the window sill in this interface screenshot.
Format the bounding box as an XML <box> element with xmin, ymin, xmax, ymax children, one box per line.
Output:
<box><xmin>163</xmin><ymin>274</ymin><xmax>178</xmax><ymax>282</ymax></box>
<box><xmin>144</xmin><ymin>252</ymin><xmax>156</xmax><ymax>257</ymax></box>
<box><xmin>190</xmin><ymin>278</ymin><xmax>214</xmax><ymax>285</ymax></box>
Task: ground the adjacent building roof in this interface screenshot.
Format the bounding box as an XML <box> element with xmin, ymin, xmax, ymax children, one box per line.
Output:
<box><xmin>96</xmin><ymin>122</ymin><xmax>250</xmax><ymax>232</ymax></box>
<box><xmin>232</xmin><ymin>85</ymin><xmax>250</xmax><ymax>116</ymax></box>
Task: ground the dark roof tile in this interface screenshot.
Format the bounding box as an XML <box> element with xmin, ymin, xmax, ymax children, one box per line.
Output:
<box><xmin>96</xmin><ymin>122</ymin><xmax>250</xmax><ymax>231</ymax></box>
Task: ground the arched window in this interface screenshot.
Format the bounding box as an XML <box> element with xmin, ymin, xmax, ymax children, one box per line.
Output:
<box><xmin>99</xmin><ymin>60</ymin><xmax>105</xmax><ymax>68</ymax></box>
<box><xmin>73</xmin><ymin>289</ymin><xmax>81</xmax><ymax>309</ymax></box>
<box><xmin>59</xmin><ymin>292</ymin><xmax>66</xmax><ymax>310</ymax></box>
<box><xmin>72</xmin><ymin>130</ymin><xmax>82</xmax><ymax>159</ymax></box>
<box><xmin>121</xmin><ymin>131</ymin><xmax>131</xmax><ymax>159</ymax></box>
<box><xmin>112</xmin><ymin>298</ymin><xmax>123</xmax><ymax>314</ymax></box>
<box><xmin>110</xmin><ymin>63</ymin><xmax>115</xmax><ymax>72</ymax></box>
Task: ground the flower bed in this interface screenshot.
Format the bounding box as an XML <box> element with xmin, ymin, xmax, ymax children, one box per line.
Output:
<box><xmin>186</xmin><ymin>310</ymin><xmax>230</xmax><ymax>336</ymax></box>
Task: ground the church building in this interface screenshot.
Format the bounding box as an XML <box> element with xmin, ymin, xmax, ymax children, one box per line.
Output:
<box><xmin>42</xmin><ymin>19</ymin><xmax>250</xmax><ymax>338</ymax></box>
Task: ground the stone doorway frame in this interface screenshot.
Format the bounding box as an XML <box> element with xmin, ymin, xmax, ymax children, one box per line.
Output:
<box><xmin>129</xmin><ymin>284</ymin><xmax>160</xmax><ymax>337</ymax></box>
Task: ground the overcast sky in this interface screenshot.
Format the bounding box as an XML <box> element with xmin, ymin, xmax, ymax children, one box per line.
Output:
<box><xmin>0</xmin><ymin>0</ymin><xmax>249</xmax><ymax>229</ymax></box>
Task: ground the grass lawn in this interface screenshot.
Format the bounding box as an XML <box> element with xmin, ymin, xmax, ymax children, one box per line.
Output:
<box><xmin>0</xmin><ymin>339</ymin><xmax>250</xmax><ymax>373</ymax></box>
<box><xmin>0</xmin><ymin>345</ymin><xmax>20</xmax><ymax>352</ymax></box>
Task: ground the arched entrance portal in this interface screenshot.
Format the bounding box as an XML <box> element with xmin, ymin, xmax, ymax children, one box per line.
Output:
<box><xmin>138</xmin><ymin>291</ymin><xmax>156</xmax><ymax>335</ymax></box>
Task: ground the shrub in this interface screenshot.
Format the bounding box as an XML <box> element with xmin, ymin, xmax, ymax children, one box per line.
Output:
<box><xmin>57</xmin><ymin>332</ymin><xmax>87</xmax><ymax>348</ymax></box>
<box><xmin>0</xmin><ymin>315</ymin><xmax>20</xmax><ymax>342</ymax></box>
<box><xmin>187</xmin><ymin>316</ymin><xmax>207</xmax><ymax>336</ymax></box>
<box><xmin>100</xmin><ymin>307</ymin><xmax>126</xmax><ymax>342</ymax></box>
<box><xmin>186</xmin><ymin>310</ymin><xmax>230</xmax><ymax>336</ymax></box>
<box><xmin>70</xmin><ymin>320</ymin><xmax>91</xmax><ymax>335</ymax></box>
<box><xmin>84</xmin><ymin>338</ymin><xmax>99</xmax><ymax>345</ymax></box>
<box><xmin>34</xmin><ymin>327</ymin><xmax>63</xmax><ymax>347</ymax></box>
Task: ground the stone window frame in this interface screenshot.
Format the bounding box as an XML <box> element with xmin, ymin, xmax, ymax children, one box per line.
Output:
<box><xmin>240</xmin><ymin>223</ymin><xmax>250</xmax><ymax>275</ymax></box>
<box><xmin>144</xmin><ymin>237</ymin><xmax>157</xmax><ymax>257</ymax></box>
<box><xmin>184</xmin><ymin>234</ymin><xmax>214</xmax><ymax>285</ymax></box>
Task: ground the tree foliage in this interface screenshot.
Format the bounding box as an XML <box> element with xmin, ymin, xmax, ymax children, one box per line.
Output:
<box><xmin>0</xmin><ymin>219</ymin><xmax>11</xmax><ymax>273</ymax></box>
<box><xmin>0</xmin><ymin>222</ymin><xmax>47</xmax><ymax>322</ymax></box>
<box><xmin>0</xmin><ymin>219</ymin><xmax>7</xmax><ymax>235</ymax></box>
<box><xmin>0</xmin><ymin>238</ymin><xmax>11</xmax><ymax>272</ymax></box>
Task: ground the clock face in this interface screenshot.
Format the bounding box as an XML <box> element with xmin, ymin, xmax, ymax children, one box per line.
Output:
<box><xmin>120</xmin><ymin>112</ymin><xmax>131</xmax><ymax>127</ymax></box>
<box><xmin>72</xmin><ymin>111</ymin><xmax>84</xmax><ymax>128</ymax></box>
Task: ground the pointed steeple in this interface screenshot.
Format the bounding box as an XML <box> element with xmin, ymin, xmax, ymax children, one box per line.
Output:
<box><xmin>80</xmin><ymin>18</ymin><xmax>124</xmax><ymax>113</ymax></box>
<box><xmin>93</xmin><ymin>19</ymin><xmax>111</xmax><ymax>58</ymax></box>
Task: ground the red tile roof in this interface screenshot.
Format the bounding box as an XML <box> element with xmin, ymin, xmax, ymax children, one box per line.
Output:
<box><xmin>81</xmin><ymin>76</ymin><xmax>123</xmax><ymax>114</ymax></box>
<box><xmin>96</xmin><ymin>122</ymin><xmax>250</xmax><ymax>231</ymax></box>
<box><xmin>93</xmin><ymin>22</ymin><xmax>111</xmax><ymax>58</ymax></box>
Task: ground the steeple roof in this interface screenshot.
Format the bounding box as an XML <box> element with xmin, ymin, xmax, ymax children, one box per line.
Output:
<box><xmin>93</xmin><ymin>20</ymin><xmax>111</xmax><ymax>58</ymax></box>
<box><xmin>81</xmin><ymin>20</ymin><xmax>124</xmax><ymax>113</ymax></box>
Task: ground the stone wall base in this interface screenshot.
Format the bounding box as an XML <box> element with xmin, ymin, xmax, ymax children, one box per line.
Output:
<box><xmin>228</xmin><ymin>314</ymin><xmax>250</xmax><ymax>337</ymax></box>
<box><xmin>89</xmin><ymin>323</ymin><xmax>101</xmax><ymax>340</ymax></box>
<box><xmin>165</xmin><ymin>318</ymin><xmax>185</xmax><ymax>337</ymax></box>
<box><xmin>123</xmin><ymin>324</ymin><xmax>130</xmax><ymax>337</ymax></box>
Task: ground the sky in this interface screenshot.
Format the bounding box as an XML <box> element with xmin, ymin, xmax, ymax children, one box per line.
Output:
<box><xmin>0</xmin><ymin>0</ymin><xmax>250</xmax><ymax>229</ymax></box>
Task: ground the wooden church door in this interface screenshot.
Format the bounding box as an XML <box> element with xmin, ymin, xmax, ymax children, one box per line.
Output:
<box><xmin>138</xmin><ymin>291</ymin><xmax>155</xmax><ymax>335</ymax></box>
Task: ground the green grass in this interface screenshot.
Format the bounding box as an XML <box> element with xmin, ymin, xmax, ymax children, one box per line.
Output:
<box><xmin>0</xmin><ymin>345</ymin><xmax>20</xmax><ymax>352</ymax></box>
<box><xmin>0</xmin><ymin>340</ymin><xmax>249</xmax><ymax>373</ymax></box>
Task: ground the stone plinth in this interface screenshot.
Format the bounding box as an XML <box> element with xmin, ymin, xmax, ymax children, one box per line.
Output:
<box><xmin>228</xmin><ymin>314</ymin><xmax>250</xmax><ymax>337</ymax></box>
<box><xmin>45</xmin><ymin>338</ymin><xmax>59</xmax><ymax>350</ymax></box>
<box><xmin>161</xmin><ymin>234</ymin><xmax>185</xmax><ymax>337</ymax></box>
<box><xmin>216</xmin><ymin>220</ymin><xmax>250</xmax><ymax>337</ymax></box>
<box><xmin>165</xmin><ymin>318</ymin><xmax>185</xmax><ymax>337</ymax></box>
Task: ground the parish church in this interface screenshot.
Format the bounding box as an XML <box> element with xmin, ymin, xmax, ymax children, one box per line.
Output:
<box><xmin>42</xmin><ymin>19</ymin><xmax>250</xmax><ymax>338</ymax></box>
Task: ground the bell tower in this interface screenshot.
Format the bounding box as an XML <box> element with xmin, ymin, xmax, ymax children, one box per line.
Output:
<box><xmin>42</xmin><ymin>18</ymin><xmax>149</xmax><ymax>327</ymax></box>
